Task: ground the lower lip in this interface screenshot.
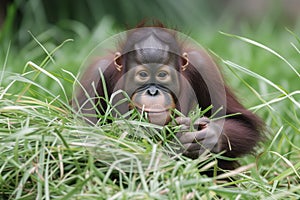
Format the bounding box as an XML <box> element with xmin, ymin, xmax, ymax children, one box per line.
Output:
<box><xmin>137</xmin><ymin>108</ymin><xmax>168</xmax><ymax>114</ymax></box>
<box><xmin>135</xmin><ymin>108</ymin><xmax>171</xmax><ymax>125</ymax></box>
<box><xmin>134</xmin><ymin>104</ymin><xmax>171</xmax><ymax>113</ymax></box>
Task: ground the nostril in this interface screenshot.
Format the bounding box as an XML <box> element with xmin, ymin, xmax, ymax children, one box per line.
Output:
<box><xmin>147</xmin><ymin>86</ymin><xmax>159</xmax><ymax>96</ymax></box>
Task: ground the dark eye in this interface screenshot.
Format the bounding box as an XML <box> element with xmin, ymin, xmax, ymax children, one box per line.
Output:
<box><xmin>158</xmin><ymin>71</ymin><xmax>168</xmax><ymax>78</ymax></box>
<box><xmin>139</xmin><ymin>71</ymin><xmax>148</xmax><ymax>78</ymax></box>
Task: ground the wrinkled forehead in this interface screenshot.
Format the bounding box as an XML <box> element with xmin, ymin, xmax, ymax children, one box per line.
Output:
<box><xmin>134</xmin><ymin>34</ymin><xmax>170</xmax><ymax>50</ymax></box>
<box><xmin>134</xmin><ymin>36</ymin><xmax>170</xmax><ymax>64</ymax></box>
<box><xmin>123</xmin><ymin>28</ymin><xmax>181</xmax><ymax>64</ymax></box>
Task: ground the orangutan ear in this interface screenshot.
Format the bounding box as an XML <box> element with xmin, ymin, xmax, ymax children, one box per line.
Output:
<box><xmin>114</xmin><ymin>52</ymin><xmax>122</xmax><ymax>71</ymax></box>
<box><xmin>181</xmin><ymin>52</ymin><xmax>189</xmax><ymax>71</ymax></box>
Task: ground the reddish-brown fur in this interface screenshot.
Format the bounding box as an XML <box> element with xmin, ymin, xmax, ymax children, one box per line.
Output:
<box><xmin>74</xmin><ymin>25</ymin><xmax>264</xmax><ymax>171</ymax></box>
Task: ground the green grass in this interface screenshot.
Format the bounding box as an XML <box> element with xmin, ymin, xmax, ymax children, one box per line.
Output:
<box><xmin>1</xmin><ymin>18</ymin><xmax>300</xmax><ymax>199</ymax></box>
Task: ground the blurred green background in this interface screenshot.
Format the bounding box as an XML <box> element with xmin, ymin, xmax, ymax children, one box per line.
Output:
<box><xmin>1</xmin><ymin>0</ymin><xmax>299</xmax><ymax>116</ymax></box>
<box><xmin>1</xmin><ymin>0</ymin><xmax>299</xmax><ymax>98</ymax></box>
<box><xmin>1</xmin><ymin>0</ymin><xmax>299</xmax><ymax>46</ymax></box>
<box><xmin>0</xmin><ymin>0</ymin><xmax>299</xmax><ymax>111</ymax></box>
